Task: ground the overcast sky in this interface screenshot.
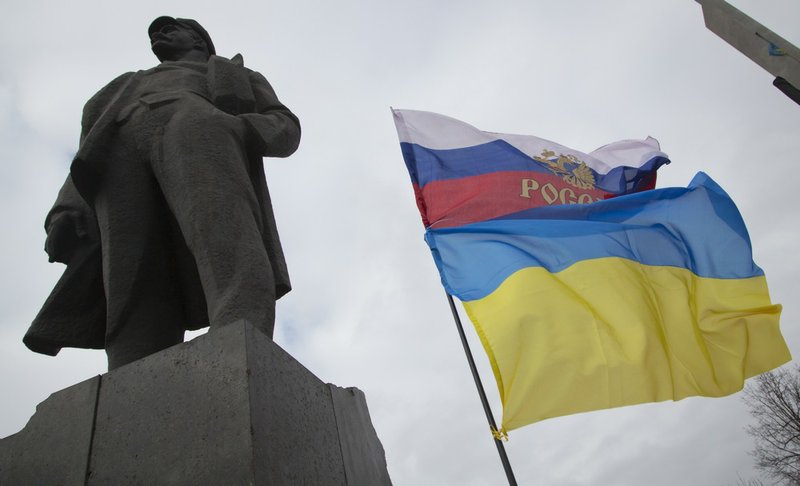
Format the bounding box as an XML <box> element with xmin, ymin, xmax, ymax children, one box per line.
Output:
<box><xmin>1</xmin><ymin>1</ymin><xmax>799</xmax><ymax>484</ymax></box>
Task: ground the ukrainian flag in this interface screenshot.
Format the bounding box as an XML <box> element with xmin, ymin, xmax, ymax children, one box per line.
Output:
<box><xmin>394</xmin><ymin>109</ymin><xmax>790</xmax><ymax>433</ymax></box>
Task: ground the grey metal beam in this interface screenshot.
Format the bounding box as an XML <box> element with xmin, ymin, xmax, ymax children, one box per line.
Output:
<box><xmin>696</xmin><ymin>0</ymin><xmax>800</xmax><ymax>90</ymax></box>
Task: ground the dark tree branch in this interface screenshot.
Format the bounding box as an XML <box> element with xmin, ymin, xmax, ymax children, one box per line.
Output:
<box><xmin>743</xmin><ymin>365</ymin><xmax>800</xmax><ymax>486</ymax></box>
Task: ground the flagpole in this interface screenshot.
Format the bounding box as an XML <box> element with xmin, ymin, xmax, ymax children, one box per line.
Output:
<box><xmin>446</xmin><ymin>292</ymin><xmax>518</xmax><ymax>486</ymax></box>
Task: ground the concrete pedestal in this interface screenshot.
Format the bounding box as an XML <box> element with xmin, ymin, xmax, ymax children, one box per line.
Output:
<box><xmin>0</xmin><ymin>322</ymin><xmax>392</xmax><ymax>485</ymax></box>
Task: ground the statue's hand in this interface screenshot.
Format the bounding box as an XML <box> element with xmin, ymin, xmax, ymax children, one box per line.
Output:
<box><xmin>45</xmin><ymin>211</ymin><xmax>87</xmax><ymax>264</ymax></box>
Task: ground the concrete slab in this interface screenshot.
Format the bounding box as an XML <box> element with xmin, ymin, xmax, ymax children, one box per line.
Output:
<box><xmin>1</xmin><ymin>321</ymin><xmax>392</xmax><ymax>485</ymax></box>
<box><xmin>245</xmin><ymin>324</ymin><xmax>348</xmax><ymax>484</ymax></box>
<box><xmin>0</xmin><ymin>375</ymin><xmax>99</xmax><ymax>486</ymax></box>
<box><xmin>330</xmin><ymin>385</ymin><xmax>393</xmax><ymax>485</ymax></box>
<box><xmin>87</xmin><ymin>322</ymin><xmax>254</xmax><ymax>485</ymax></box>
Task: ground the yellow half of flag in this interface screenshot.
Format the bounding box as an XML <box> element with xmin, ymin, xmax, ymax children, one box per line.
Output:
<box><xmin>464</xmin><ymin>258</ymin><xmax>788</xmax><ymax>432</ymax></box>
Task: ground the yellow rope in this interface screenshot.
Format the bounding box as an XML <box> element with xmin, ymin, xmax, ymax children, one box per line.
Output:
<box><xmin>491</xmin><ymin>426</ymin><xmax>509</xmax><ymax>442</ymax></box>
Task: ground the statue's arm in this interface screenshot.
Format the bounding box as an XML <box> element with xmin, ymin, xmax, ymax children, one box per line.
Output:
<box><xmin>44</xmin><ymin>175</ymin><xmax>97</xmax><ymax>264</ymax></box>
<box><xmin>42</xmin><ymin>73</ymin><xmax>131</xmax><ymax>264</ymax></box>
<box><xmin>238</xmin><ymin>70</ymin><xmax>301</xmax><ymax>158</ymax></box>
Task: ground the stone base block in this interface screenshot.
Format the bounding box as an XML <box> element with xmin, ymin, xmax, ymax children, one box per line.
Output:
<box><xmin>0</xmin><ymin>321</ymin><xmax>391</xmax><ymax>485</ymax></box>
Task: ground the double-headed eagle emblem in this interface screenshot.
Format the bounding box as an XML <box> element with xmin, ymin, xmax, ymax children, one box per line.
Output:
<box><xmin>532</xmin><ymin>150</ymin><xmax>596</xmax><ymax>190</ymax></box>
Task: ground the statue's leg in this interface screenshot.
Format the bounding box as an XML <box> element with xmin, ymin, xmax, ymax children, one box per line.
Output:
<box><xmin>93</xmin><ymin>123</ymin><xmax>186</xmax><ymax>370</ymax></box>
<box><xmin>153</xmin><ymin>98</ymin><xmax>277</xmax><ymax>338</ymax></box>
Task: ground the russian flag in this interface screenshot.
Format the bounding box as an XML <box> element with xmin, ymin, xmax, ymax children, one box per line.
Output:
<box><xmin>394</xmin><ymin>109</ymin><xmax>669</xmax><ymax>228</ymax></box>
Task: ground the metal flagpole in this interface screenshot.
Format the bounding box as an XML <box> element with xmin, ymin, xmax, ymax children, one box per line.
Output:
<box><xmin>445</xmin><ymin>292</ymin><xmax>518</xmax><ymax>486</ymax></box>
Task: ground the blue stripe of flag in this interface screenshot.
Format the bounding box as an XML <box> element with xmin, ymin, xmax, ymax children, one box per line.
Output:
<box><xmin>426</xmin><ymin>172</ymin><xmax>762</xmax><ymax>301</ymax></box>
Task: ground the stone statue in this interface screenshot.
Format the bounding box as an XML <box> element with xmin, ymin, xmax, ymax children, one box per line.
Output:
<box><xmin>24</xmin><ymin>17</ymin><xmax>301</xmax><ymax>370</ymax></box>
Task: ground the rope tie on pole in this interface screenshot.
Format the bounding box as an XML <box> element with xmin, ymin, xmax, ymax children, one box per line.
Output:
<box><xmin>491</xmin><ymin>427</ymin><xmax>509</xmax><ymax>442</ymax></box>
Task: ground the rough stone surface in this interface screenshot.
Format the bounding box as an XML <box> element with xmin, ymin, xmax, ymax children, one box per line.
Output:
<box><xmin>330</xmin><ymin>385</ymin><xmax>393</xmax><ymax>485</ymax></box>
<box><xmin>0</xmin><ymin>376</ymin><xmax>99</xmax><ymax>486</ymax></box>
<box><xmin>2</xmin><ymin>321</ymin><xmax>392</xmax><ymax>485</ymax></box>
<box><xmin>246</xmin><ymin>324</ymin><xmax>348</xmax><ymax>484</ymax></box>
<box><xmin>87</xmin><ymin>322</ymin><xmax>254</xmax><ymax>485</ymax></box>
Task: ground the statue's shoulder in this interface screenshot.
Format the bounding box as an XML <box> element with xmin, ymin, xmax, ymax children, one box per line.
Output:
<box><xmin>81</xmin><ymin>71</ymin><xmax>137</xmax><ymax>129</ymax></box>
<box><xmin>85</xmin><ymin>72</ymin><xmax>137</xmax><ymax>108</ymax></box>
<box><xmin>99</xmin><ymin>71</ymin><xmax>137</xmax><ymax>95</ymax></box>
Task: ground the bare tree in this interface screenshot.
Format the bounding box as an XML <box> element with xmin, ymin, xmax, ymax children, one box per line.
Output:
<box><xmin>734</xmin><ymin>477</ymin><xmax>765</xmax><ymax>486</ymax></box>
<box><xmin>743</xmin><ymin>364</ymin><xmax>800</xmax><ymax>485</ymax></box>
<box><xmin>731</xmin><ymin>473</ymin><xmax>766</xmax><ymax>486</ymax></box>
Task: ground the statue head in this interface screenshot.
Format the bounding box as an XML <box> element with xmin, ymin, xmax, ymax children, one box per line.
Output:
<box><xmin>149</xmin><ymin>16</ymin><xmax>216</xmax><ymax>62</ymax></box>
